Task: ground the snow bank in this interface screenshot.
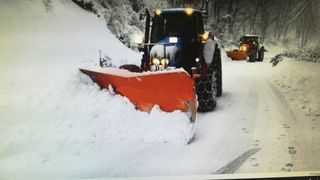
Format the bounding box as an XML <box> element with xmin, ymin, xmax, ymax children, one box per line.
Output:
<box><xmin>271</xmin><ymin>59</ymin><xmax>320</xmax><ymax>117</ymax></box>
<box><xmin>82</xmin><ymin>66</ymin><xmax>188</xmax><ymax>77</ymax></box>
<box><xmin>0</xmin><ymin>1</ymin><xmax>194</xmax><ymax>178</ymax></box>
<box><xmin>221</xmin><ymin>49</ymin><xmax>232</xmax><ymax>62</ymax></box>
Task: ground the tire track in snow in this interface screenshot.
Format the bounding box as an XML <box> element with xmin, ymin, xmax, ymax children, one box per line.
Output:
<box><xmin>267</xmin><ymin>81</ymin><xmax>297</xmax><ymax>123</ymax></box>
<box><xmin>212</xmin><ymin>148</ymin><xmax>261</xmax><ymax>174</ymax></box>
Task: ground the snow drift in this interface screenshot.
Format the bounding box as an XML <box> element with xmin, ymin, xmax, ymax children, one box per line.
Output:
<box><xmin>0</xmin><ymin>0</ymin><xmax>194</xmax><ymax>178</ymax></box>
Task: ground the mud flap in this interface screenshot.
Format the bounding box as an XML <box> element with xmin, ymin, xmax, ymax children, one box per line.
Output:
<box><xmin>79</xmin><ymin>68</ymin><xmax>197</xmax><ymax>122</ymax></box>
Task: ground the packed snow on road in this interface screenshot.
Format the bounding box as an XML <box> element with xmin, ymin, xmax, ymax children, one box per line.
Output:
<box><xmin>0</xmin><ymin>1</ymin><xmax>319</xmax><ymax>179</ymax></box>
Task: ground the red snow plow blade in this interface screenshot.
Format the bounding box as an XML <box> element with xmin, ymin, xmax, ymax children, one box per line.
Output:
<box><xmin>79</xmin><ymin>68</ymin><xmax>197</xmax><ymax>122</ymax></box>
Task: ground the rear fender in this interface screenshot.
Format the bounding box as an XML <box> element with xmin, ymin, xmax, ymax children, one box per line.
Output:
<box><xmin>195</xmin><ymin>51</ymin><xmax>209</xmax><ymax>79</ymax></box>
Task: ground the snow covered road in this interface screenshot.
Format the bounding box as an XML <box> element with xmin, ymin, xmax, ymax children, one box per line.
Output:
<box><xmin>201</xmin><ymin>59</ymin><xmax>320</xmax><ymax>174</ymax></box>
<box><xmin>84</xmin><ymin>59</ymin><xmax>320</xmax><ymax>178</ymax></box>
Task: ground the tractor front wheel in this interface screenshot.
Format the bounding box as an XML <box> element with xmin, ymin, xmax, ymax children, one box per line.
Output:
<box><xmin>196</xmin><ymin>64</ymin><xmax>217</xmax><ymax>112</ymax></box>
<box><xmin>248</xmin><ymin>51</ymin><xmax>257</xmax><ymax>62</ymax></box>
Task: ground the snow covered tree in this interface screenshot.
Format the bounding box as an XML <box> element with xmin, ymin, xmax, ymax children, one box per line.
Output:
<box><xmin>43</xmin><ymin>0</ymin><xmax>53</xmax><ymax>12</ymax></box>
<box><xmin>72</xmin><ymin>0</ymin><xmax>319</xmax><ymax>50</ymax></box>
<box><xmin>129</xmin><ymin>0</ymin><xmax>145</xmax><ymax>12</ymax></box>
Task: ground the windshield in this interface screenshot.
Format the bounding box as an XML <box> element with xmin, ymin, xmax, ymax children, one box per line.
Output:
<box><xmin>151</xmin><ymin>13</ymin><xmax>199</xmax><ymax>42</ymax></box>
<box><xmin>242</xmin><ymin>36</ymin><xmax>259</xmax><ymax>44</ymax></box>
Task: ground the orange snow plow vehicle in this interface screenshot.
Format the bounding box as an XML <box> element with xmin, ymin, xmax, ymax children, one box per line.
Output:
<box><xmin>80</xmin><ymin>4</ymin><xmax>222</xmax><ymax>122</ymax></box>
<box><xmin>226</xmin><ymin>35</ymin><xmax>265</xmax><ymax>62</ymax></box>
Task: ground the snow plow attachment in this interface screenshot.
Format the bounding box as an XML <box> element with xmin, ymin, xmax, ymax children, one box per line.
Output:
<box><xmin>79</xmin><ymin>68</ymin><xmax>197</xmax><ymax>122</ymax></box>
<box><xmin>226</xmin><ymin>50</ymin><xmax>248</xmax><ymax>60</ymax></box>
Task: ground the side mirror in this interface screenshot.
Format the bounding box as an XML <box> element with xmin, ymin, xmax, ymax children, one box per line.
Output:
<box><xmin>201</xmin><ymin>0</ymin><xmax>209</xmax><ymax>19</ymax></box>
<box><xmin>139</xmin><ymin>10</ymin><xmax>146</xmax><ymax>20</ymax></box>
<box><xmin>201</xmin><ymin>11</ymin><xmax>208</xmax><ymax>19</ymax></box>
<box><xmin>138</xmin><ymin>46</ymin><xmax>144</xmax><ymax>52</ymax></box>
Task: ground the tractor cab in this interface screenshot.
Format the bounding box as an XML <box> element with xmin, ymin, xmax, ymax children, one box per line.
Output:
<box><xmin>240</xmin><ymin>35</ymin><xmax>260</xmax><ymax>45</ymax></box>
<box><xmin>139</xmin><ymin>8</ymin><xmax>210</xmax><ymax>74</ymax></box>
<box><xmin>239</xmin><ymin>35</ymin><xmax>265</xmax><ymax>62</ymax></box>
<box><xmin>239</xmin><ymin>35</ymin><xmax>260</xmax><ymax>52</ymax></box>
<box><xmin>150</xmin><ymin>8</ymin><xmax>205</xmax><ymax>43</ymax></box>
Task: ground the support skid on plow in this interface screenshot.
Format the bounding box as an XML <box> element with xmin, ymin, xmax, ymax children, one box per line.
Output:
<box><xmin>80</xmin><ymin>68</ymin><xmax>197</xmax><ymax>122</ymax></box>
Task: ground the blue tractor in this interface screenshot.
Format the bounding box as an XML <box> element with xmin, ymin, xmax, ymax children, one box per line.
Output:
<box><xmin>137</xmin><ymin>6</ymin><xmax>222</xmax><ymax>112</ymax></box>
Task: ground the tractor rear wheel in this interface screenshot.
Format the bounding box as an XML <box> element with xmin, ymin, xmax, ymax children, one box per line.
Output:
<box><xmin>258</xmin><ymin>47</ymin><xmax>264</xmax><ymax>61</ymax></box>
<box><xmin>196</xmin><ymin>64</ymin><xmax>217</xmax><ymax>112</ymax></box>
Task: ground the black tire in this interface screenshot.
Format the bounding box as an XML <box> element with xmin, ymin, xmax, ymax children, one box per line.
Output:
<box><xmin>119</xmin><ymin>64</ymin><xmax>142</xmax><ymax>72</ymax></box>
<box><xmin>213</xmin><ymin>48</ymin><xmax>222</xmax><ymax>97</ymax></box>
<box><xmin>248</xmin><ymin>50</ymin><xmax>257</xmax><ymax>62</ymax></box>
<box><xmin>217</xmin><ymin>50</ymin><xmax>222</xmax><ymax>97</ymax></box>
<box><xmin>196</xmin><ymin>64</ymin><xmax>217</xmax><ymax>112</ymax></box>
<box><xmin>257</xmin><ymin>47</ymin><xmax>264</xmax><ymax>61</ymax></box>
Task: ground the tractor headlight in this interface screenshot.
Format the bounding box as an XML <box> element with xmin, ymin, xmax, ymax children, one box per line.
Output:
<box><xmin>152</xmin><ymin>58</ymin><xmax>160</xmax><ymax>65</ymax></box>
<box><xmin>240</xmin><ymin>45</ymin><xmax>247</xmax><ymax>52</ymax></box>
<box><xmin>160</xmin><ymin>58</ymin><xmax>169</xmax><ymax>66</ymax></box>
<box><xmin>150</xmin><ymin>57</ymin><xmax>168</xmax><ymax>72</ymax></box>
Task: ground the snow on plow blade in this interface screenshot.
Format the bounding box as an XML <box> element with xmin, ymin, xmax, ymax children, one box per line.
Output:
<box><xmin>226</xmin><ymin>51</ymin><xmax>248</xmax><ymax>60</ymax></box>
<box><xmin>79</xmin><ymin>68</ymin><xmax>197</xmax><ymax>122</ymax></box>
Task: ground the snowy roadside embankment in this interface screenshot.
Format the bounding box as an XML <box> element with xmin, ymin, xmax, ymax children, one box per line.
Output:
<box><xmin>271</xmin><ymin>59</ymin><xmax>320</xmax><ymax>118</ymax></box>
<box><xmin>281</xmin><ymin>49</ymin><xmax>320</xmax><ymax>63</ymax></box>
<box><xmin>0</xmin><ymin>1</ymin><xmax>194</xmax><ymax>178</ymax></box>
<box><xmin>0</xmin><ymin>0</ymin><xmax>193</xmax><ymax>143</ymax></box>
<box><xmin>270</xmin><ymin>59</ymin><xmax>320</xmax><ymax>172</ymax></box>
